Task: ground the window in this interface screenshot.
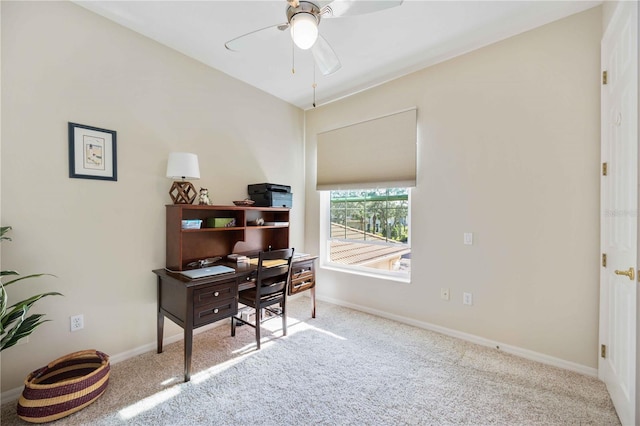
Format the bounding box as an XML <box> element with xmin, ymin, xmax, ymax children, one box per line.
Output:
<box><xmin>316</xmin><ymin>108</ymin><xmax>416</xmax><ymax>281</ymax></box>
<box><xmin>326</xmin><ymin>188</ymin><xmax>410</xmax><ymax>277</ymax></box>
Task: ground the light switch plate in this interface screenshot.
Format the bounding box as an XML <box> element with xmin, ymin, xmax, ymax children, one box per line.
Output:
<box><xmin>463</xmin><ymin>292</ymin><xmax>473</xmax><ymax>305</ymax></box>
<box><xmin>464</xmin><ymin>232</ymin><xmax>473</xmax><ymax>245</ymax></box>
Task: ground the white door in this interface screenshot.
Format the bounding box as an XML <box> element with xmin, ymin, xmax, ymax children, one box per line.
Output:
<box><xmin>599</xmin><ymin>2</ymin><xmax>639</xmax><ymax>425</ymax></box>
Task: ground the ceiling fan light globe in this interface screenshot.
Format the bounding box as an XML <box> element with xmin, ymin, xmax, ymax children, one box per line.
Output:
<box><xmin>290</xmin><ymin>12</ymin><xmax>318</xmax><ymax>50</ymax></box>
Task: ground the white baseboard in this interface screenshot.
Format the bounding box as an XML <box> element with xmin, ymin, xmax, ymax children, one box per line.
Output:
<box><xmin>1</xmin><ymin>321</ymin><xmax>225</xmax><ymax>404</ymax></box>
<box><xmin>313</xmin><ymin>294</ymin><xmax>598</xmax><ymax>378</ymax></box>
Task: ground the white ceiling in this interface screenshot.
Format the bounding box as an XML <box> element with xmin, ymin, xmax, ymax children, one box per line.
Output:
<box><xmin>75</xmin><ymin>0</ymin><xmax>601</xmax><ymax>110</ymax></box>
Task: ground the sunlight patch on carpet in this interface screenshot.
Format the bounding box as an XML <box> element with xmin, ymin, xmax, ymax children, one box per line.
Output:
<box><xmin>118</xmin><ymin>386</ymin><xmax>181</xmax><ymax>420</ymax></box>
<box><xmin>190</xmin><ymin>351</ymin><xmax>257</xmax><ymax>384</ymax></box>
<box><xmin>285</xmin><ymin>316</ymin><xmax>347</xmax><ymax>341</ymax></box>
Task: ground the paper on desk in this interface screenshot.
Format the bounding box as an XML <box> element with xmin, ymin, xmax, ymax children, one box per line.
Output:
<box><xmin>248</xmin><ymin>258</ymin><xmax>288</xmax><ymax>267</ymax></box>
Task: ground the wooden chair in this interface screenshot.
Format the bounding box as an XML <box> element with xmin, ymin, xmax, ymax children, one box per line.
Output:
<box><xmin>231</xmin><ymin>248</ymin><xmax>294</xmax><ymax>349</ymax></box>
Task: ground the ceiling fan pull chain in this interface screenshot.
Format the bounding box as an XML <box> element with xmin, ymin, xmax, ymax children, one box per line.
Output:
<box><xmin>312</xmin><ymin>65</ymin><xmax>317</xmax><ymax>107</ymax></box>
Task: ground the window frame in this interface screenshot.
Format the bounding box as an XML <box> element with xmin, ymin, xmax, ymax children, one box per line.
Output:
<box><xmin>319</xmin><ymin>189</ymin><xmax>411</xmax><ymax>283</ymax></box>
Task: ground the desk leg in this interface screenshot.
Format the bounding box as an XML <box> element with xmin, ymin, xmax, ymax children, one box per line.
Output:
<box><xmin>311</xmin><ymin>286</ymin><xmax>316</xmax><ymax>318</ymax></box>
<box><xmin>184</xmin><ymin>327</ymin><xmax>192</xmax><ymax>382</ymax></box>
<box><xmin>157</xmin><ymin>277</ymin><xmax>164</xmax><ymax>353</ymax></box>
<box><xmin>157</xmin><ymin>313</ymin><xmax>164</xmax><ymax>354</ymax></box>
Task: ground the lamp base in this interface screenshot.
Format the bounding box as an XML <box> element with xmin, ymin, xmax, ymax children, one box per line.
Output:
<box><xmin>169</xmin><ymin>181</ymin><xmax>197</xmax><ymax>204</ymax></box>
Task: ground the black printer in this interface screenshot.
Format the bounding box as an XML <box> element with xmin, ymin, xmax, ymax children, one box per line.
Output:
<box><xmin>248</xmin><ymin>183</ymin><xmax>292</xmax><ymax>208</ymax></box>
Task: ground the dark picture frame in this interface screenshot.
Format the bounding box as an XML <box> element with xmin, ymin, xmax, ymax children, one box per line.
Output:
<box><xmin>68</xmin><ymin>122</ymin><xmax>117</xmax><ymax>181</ymax></box>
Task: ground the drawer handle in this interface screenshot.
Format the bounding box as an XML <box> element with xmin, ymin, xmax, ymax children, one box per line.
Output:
<box><xmin>295</xmin><ymin>280</ymin><xmax>312</xmax><ymax>288</ymax></box>
<box><xmin>214</xmin><ymin>308</ymin><xmax>219</xmax><ymax>314</ymax></box>
<box><xmin>214</xmin><ymin>291</ymin><xmax>219</xmax><ymax>297</ymax></box>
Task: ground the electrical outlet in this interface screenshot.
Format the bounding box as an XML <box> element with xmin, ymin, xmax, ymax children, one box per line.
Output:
<box><xmin>440</xmin><ymin>288</ymin><xmax>450</xmax><ymax>301</ymax></box>
<box><xmin>70</xmin><ymin>314</ymin><xmax>84</xmax><ymax>332</ymax></box>
<box><xmin>463</xmin><ymin>292</ymin><xmax>473</xmax><ymax>306</ymax></box>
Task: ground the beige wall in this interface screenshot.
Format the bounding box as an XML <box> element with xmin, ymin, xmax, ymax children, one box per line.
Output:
<box><xmin>305</xmin><ymin>7</ymin><xmax>602</xmax><ymax>369</ymax></box>
<box><xmin>1</xmin><ymin>1</ymin><xmax>304</xmax><ymax>391</ymax></box>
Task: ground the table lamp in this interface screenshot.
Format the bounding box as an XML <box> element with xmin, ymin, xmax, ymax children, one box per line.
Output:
<box><xmin>166</xmin><ymin>152</ymin><xmax>200</xmax><ymax>204</ymax></box>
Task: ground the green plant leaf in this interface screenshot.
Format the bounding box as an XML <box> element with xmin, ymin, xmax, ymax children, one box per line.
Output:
<box><xmin>2</xmin><ymin>273</ymin><xmax>56</xmax><ymax>287</ymax></box>
<box><xmin>1</xmin><ymin>314</ymin><xmax>47</xmax><ymax>350</ymax></box>
<box><xmin>0</xmin><ymin>226</ymin><xmax>12</xmax><ymax>241</ymax></box>
<box><xmin>1</xmin><ymin>305</ymin><xmax>28</xmax><ymax>349</ymax></box>
<box><xmin>1</xmin><ymin>304</ymin><xmax>28</xmax><ymax>331</ymax></box>
<box><xmin>0</xmin><ymin>226</ymin><xmax>62</xmax><ymax>351</ymax></box>
<box><xmin>1</xmin><ymin>292</ymin><xmax>62</xmax><ymax>330</ymax></box>
<box><xmin>6</xmin><ymin>291</ymin><xmax>63</xmax><ymax>311</ymax></box>
<box><xmin>0</xmin><ymin>285</ymin><xmax>7</xmax><ymax>334</ymax></box>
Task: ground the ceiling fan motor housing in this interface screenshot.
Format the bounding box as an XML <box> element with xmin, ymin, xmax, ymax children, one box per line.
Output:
<box><xmin>287</xmin><ymin>1</ymin><xmax>322</xmax><ymax>25</ymax></box>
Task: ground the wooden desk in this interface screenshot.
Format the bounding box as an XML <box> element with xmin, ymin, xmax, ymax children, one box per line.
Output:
<box><xmin>152</xmin><ymin>256</ymin><xmax>317</xmax><ymax>382</ymax></box>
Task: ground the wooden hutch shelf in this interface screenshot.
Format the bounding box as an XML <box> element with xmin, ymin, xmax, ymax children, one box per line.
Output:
<box><xmin>166</xmin><ymin>204</ymin><xmax>290</xmax><ymax>271</ymax></box>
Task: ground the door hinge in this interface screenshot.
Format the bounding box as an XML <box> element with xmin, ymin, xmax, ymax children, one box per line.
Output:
<box><xmin>602</xmin><ymin>70</ymin><xmax>608</xmax><ymax>85</ymax></box>
<box><xmin>601</xmin><ymin>344</ymin><xmax>607</xmax><ymax>358</ymax></box>
<box><xmin>602</xmin><ymin>253</ymin><xmax>607</xmax><ymax>268</ymax></box>
<box><xmin>602</xmin><ymin>162</ymin><xmax>608</xmax><ymax>176</ymax></box>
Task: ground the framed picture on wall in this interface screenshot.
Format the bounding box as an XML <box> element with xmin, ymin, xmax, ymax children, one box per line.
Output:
<box><xmin>68</xmin><ymin>122</ymin><xmax>117</xmax><ymax>181</ymax></box>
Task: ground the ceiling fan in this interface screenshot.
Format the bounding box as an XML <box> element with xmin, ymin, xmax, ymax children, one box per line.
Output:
<box><xmin>224</xmin><ymin>0</ymin><xmax>403</xmax><ymax>77</ymax></box>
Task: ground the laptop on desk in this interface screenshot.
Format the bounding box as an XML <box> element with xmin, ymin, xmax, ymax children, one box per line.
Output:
<box><xmin>179</xmin><ymin>265</ymin><xmax>235</xmax><ymax>279</ymax></box>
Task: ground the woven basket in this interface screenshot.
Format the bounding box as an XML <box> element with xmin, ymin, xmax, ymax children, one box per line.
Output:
<box><xmin>17</xmin><ymin>349</ymin><xmax>110</xmax><ymax>423</ymax></box>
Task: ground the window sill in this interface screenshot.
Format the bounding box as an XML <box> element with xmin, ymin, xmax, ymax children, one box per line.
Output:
<box><xmin>320</xmin><ymin>262</ymin><xmax>411</xmax><ymax>284</ymax></box>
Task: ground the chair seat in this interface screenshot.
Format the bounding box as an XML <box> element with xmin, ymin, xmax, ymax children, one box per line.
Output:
<box><xmin>239</xmin><ymin>290</ymin><xmax>284</xmax><ymax>307</ymax></box>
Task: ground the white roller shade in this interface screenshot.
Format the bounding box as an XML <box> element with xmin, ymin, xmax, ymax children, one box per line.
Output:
<box><xmin>316</xmin><ymin>108</ymin><xmax>417</xmax><ymax>190</ymax></box>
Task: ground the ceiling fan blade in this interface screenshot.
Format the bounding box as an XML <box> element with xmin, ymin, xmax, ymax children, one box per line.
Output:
<box><xmin>225</xmin><ymin>23</ymin><xmax>289</xmax><ymax>52</ymax></box>
<box><xmin>312</xmin><ymin>34</ymin><xmax>341</xmax><ymax>76</ymax></box>
<box><xmin>322</xmin><ymin>0</ymin><xmax>403</xmax><ymax>18</ymax></box>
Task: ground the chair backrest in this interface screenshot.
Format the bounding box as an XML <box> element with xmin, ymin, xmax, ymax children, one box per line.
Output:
<box><xmin>256</xmin><ymin>248</ymin><xmax>294</xmax><ymax>298</ymax></box>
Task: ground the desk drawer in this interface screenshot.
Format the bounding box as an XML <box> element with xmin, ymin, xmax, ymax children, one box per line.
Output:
<box><xmin>194</xmin><ymin>298</ymin><xmax>237</xmax><ymax>327</ymax></box>
<box><xmin>193</xmin><ymin>280</ymin><xmax>236</xmax><ymax>308</ymax></box>
<box><xmin>289</xmin><ymin>260</ymin><xmax>315</xmax><ymax>295</ymax></box>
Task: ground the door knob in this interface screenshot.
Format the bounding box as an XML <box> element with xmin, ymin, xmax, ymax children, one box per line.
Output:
<box><xmin>614</xmin><ymin>267</ymin><xmax>635</xmax><ymax>281</ymax></box>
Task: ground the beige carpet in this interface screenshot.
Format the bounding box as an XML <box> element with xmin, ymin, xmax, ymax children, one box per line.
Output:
<box><xmin>1</xmin><ymin>298</ymin><xmax>620</xmax><ymax>425</ymax></box>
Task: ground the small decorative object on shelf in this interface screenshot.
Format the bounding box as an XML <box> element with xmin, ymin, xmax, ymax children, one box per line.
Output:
<box><xmin>198</xmin><ymin>188</ymin><xmax>212</xmax><ymax>205</ymax></box>
<box><xmin>181</xmin><ymin>220</ymin><xmax>202</xmax><ymax>229</ymax></box>
<box><xmin>233</xmin><ymin>199</ymin><xmax>255</xmax><ymax>206</ymax></box>
<box><xmin>208</xmin><ymin>218</ymin><xmax>236</xmax><ymax>228</ymax></box>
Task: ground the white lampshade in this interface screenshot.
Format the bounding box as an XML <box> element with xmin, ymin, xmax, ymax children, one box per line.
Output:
<box><xmin>290</xmin><ymin>12</ymin><xmax>318</xmax><ymax>50</ymax></box>
<box><xmin>166</xmin><ymin>152</ymin><xmax>200</xmax><ymax>180</ymax></box>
